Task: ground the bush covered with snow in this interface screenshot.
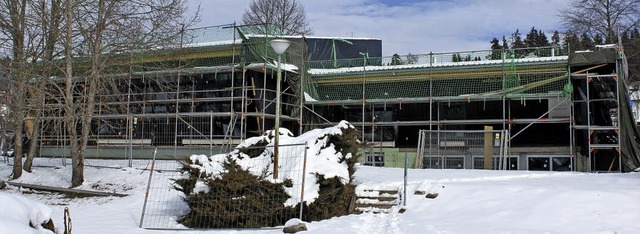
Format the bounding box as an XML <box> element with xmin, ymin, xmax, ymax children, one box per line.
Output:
<box><xmin>0</xmin><ymin>192</ymin><xmax>56</xmax><ymax>234</ymax></box>
<box><xmin>174</xmin><ymin>121</ymin><xmax>361</xmax><ymax>228</ymax></box>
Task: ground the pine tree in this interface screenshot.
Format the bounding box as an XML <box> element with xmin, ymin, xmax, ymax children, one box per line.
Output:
<box><xmin>580</xmin><ymin>32</ymin><xmax>594</xmax><ymax>50</ymax></box>
<box><xmin>452</xmin><ymin>53</ymin><xmax>459</xmax><ymax>62</ymax></box>
<box><xmin>551</xmin><ymin>31</ymin><xmax>561</xmax><ymax>46</ymax></box>
<box><xmin>563</xmin><ymin>31</ymin><xmax>581</xmax><ymax>52</ymax></box>
<box><xmin>391</xmin><ymin>53</ymin><xmax>402</xmax><ymax>65</ymax></box>
<box><xmin>536</xmin><ymin>29</ymin><xmax>549</xmax><ymax>47</ymax></box>
<box><xmin>512</xmin><ymin>29</ymin><xmax>525</xmax><ymax>48</ymax></box>
<box><xmin>524</xmin><ymin>27</ymin><xmax>539</xmax><ymax>48</ymax></box>
<box><xmin>626</xmin><ymin>28</ymin><xmax>640</xmax><ymax>82</ymax></box>
<box><xmin>512</xmin><ymin>29</ymin><xmax>526</xmax><ymax>58</ymax></box>
<box><xmin>593</xmin><ymin>33</ymin><xmax>604</xmax><ymax>45</ymax></box>
<box><xmin>490</xmin><ymin>37</ymin><xmax>502</xmax><ymax>60</ymax></box>
<box><xmin>502</xmin><ymin>36</ymin><xmax>509</xmax><ymax>50</ymax></box>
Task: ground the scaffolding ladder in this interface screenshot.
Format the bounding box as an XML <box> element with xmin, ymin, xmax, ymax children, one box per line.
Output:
<box><xmin>574</xmin><ymin>72</ymin><xmax>622</xmax><ymax>172</ymax></box>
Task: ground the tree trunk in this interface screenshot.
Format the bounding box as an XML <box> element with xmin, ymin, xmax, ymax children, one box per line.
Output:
<box><xmin>12</xmin><ymin>126</ymin><xmax>23</xmax><ymax>179</ymax></box>
<box><xmin>8</xmin><ymin>0</ymin><xmax>28</xmax><ymax>180</ymax></box>
<box><xmin>24</xmin><ymin>109</ymin><xmax>41</xmax><ymax>172</ymax></box>
<box><xmin>25</xmin><ymin>0</ymin><xmax>64</xmax><ymax>173</ymax></box>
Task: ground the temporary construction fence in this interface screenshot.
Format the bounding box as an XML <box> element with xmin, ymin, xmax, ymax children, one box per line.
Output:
<box><xmin>416</xmin><ymin>129</ymin><xmax>511</xmax><ymax>170</ymax></box>
<box><xmin>139</xmin><ymin>143</ymin><xmax>308</xmax><ymax>230</ymax></box>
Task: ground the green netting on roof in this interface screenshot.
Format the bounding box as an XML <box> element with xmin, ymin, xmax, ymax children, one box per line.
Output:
<box><xmin>305</xmin><ymin>47</ymin><xmax>570</xmax><ymax>102</ymax></box>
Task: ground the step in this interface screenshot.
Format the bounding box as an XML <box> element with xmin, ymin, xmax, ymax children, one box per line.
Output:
<box><xmin>356</xmin><ymin>195</ymin><xmax>398</xmax><ymax>202</ymax></box>
<box><xmin>352</xmin><ymin>186</ymin><xmax>401</xmax><ymax>214</ymax></box>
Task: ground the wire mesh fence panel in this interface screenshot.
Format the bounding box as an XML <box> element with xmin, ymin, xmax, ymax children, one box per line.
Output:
<box><xmin>417</xmin><ymin>129</ymin><xmax>508</xmax><ymax>169</ymax></box>
<box><xmin>140</xmin><ymin>143</ymin><xmax>307</xmax><ymax>230</ymax></box>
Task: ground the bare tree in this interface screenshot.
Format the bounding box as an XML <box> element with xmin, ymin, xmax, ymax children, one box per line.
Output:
<box><xmin>23</xmin><ymin>0</ymin><xmax>65</xmax><ymax>172</ymax></box>
<box><xmin>59</xmin><ymin>0</ymin><xmax>192</xmax><ymax>187</ymax></box>
<box><xmin>0</xmin><ymin>0</ymin><xmax>31</xmax><ymax>179</ymax></box>
<box><xmin>242</xmin><ymin>0</ymin><xmax>311</xmax><ymax>35</ymax></box>
<box><xmin>0</xmin><ymin>0</ymin><xmax>194</xmax><ymax>184</ymax></box>
<box><xmin>560</xmin><ymin>0</ymin><xmax>640</xmax><ymax>43</ymax></box>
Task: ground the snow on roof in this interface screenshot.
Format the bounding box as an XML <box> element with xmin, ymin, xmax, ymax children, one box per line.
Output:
<box><xmin>245</xmin><ymin>34</ymin><xmax>379</xmax><ymax>41</ymax></box>
<box><xmin>245</xmin><ymin>60</ymin><xmax>299</xmax><ymax>74</ymax></box>
<box><xmin>181</xmin><ymin>39</ymin><xmax>243</xmax><ymax>48</ymax></box>
<box><xmin>309</xmin><ymin>55</ymin><xmax>569</xmax><ymax>75</ymax></box>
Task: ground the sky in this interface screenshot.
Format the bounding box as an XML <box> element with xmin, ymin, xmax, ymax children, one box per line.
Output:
<box><xmin>188</xmin><ymin>0</ymin><xmax>571</xmax><ymax>56</ymax></box>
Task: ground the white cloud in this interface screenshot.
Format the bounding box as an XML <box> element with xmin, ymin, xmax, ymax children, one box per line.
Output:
<box><xmin>189</xmin><ymin>0</ymin><xmax>570</xmax><ymax>56</ymax></box>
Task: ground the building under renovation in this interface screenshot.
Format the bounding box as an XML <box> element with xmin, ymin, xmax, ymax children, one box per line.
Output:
<box><xmin>30</xmin><ymin>23</ymin><xmax>640</xmax><ymax>172</ymax></box>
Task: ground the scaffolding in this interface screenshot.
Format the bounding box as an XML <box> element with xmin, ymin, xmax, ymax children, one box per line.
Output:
<box><xmin>303</xmin><ymin>47</ymin><xmax>575</xmax><ymax>170</ymax></box>
<box><xmin>21</xmin><ymin>24</ymin><xmax>640</xmax><ymax>171</ymax></box>
<box><xmin>570</xmin><ymin>47</ymin><xmax>627</xmax><ymax>172</ymax></box>
<box><xmin>33</xmin><ymin>23</ymin><xmax>306</xmax><ymax>167</ymax></box>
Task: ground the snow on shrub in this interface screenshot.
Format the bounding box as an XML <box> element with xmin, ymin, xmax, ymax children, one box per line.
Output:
<box><xmin>0</xmin><ymin>192</ymin><xmax>56</xmax><ymax>234</ymax></box>
<box><xmin>174</xmin><ymin>120</ymin><xmax>360</xmax><ymax>228</ymax></box>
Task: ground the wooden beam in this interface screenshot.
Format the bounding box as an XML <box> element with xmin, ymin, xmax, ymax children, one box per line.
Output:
<box><xmin>6</xmin><ymin>181</ymin><xmax>128</xmax><ymax>197</ymax></box>
<box><xmin>484</xmin><ymin>126</ymin><xmax>494</xmax><ymax>170</ymax></box>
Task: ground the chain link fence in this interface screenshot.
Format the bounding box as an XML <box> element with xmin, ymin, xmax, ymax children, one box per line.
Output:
<box><xmin>139</xmin><ymin>143</ymin><xmax>308</xmax><ymax>230</ymax></box>
<box><xmin>416</xmin><ymin>129</ymin><xmax>510</xmax><ymax>170</ymax></box>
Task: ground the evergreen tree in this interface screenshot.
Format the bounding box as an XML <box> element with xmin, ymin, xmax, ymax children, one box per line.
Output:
<box><xmin>452</xmin><ymin>53</ymin><xmax>459</xmax><ymax>62</ymax></box>
<box><xmin>632</xmin><ymin>27</ymin><xmax>640</xmax><ymax>41</ymax></box>
<box><xmin>551</xmin><ymin>31</ymin><xmax>561</xmax><ymax>46</ymax></box>
<box><xmin>524</xmin><ymin>27</ymin><xmax>539</xmax><ymax>48</ymax></box>
<box><xmin>563</xmin><ymin>31</ymin><xmax>581</xmax><ymax>52</ymax></box>
<box><xmin>502</xmin><ymin>36</ymin><xmax>509</xmax><ymax>49</ymax></box>
<box><xmin>490</xmin><ymin>37</ymin><xmax>502</xmax><ymax>60</ymax></box>
<box><xmin>580</xmin><ymin>32</ymin><xmax>594</xmax><ymax>50</ymax></box>
<box><xmin>406</xmin><ymin>53</ymin><xmax>418</xmax><ymax>64</ymax></box>
<box><xmin>621</xmin><ymin>30</ymin><xmax>630</xmax><ymax>45</ymax></box>
<box><xmin>626</xmin><ymin>28</ymin><xmax>640</xmax><ymax>82</ymax></box>
<box><xmin>512</xmin><ymin>29</ymin><xmax>526</xmax><ymax>58</ymax></box>
<box><xmin>512</xmin><ymin>29</ymin><xmax>525</xmax><ymax>48</ymax></box>
<box><xmin>391</xmin><ymin>53</ymin><xmax>402</xmax><ymax>65</ymax></box>
<box><xmin>593</xmin><ymin>33</ymin><xmax>604</xmax><ymax>45</ymax></box>
<box><xmin>536</xmin><ymin>29</ymin><xmax>550</xmax><ymax>47</ymax></box>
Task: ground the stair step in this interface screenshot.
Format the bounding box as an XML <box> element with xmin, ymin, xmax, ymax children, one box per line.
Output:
<box><xmin>361</xmin><ymin>189</ymin><xmax>398</xmax><ymax>195</ymax></box>
<box><xmin>352</xmin><ymin>185</ymin><xmax>402</xmax><ymax>214</ymax></box>
<box><xmin>356</xmin><ymin>196</ymin><xmax>397</xmax><ymax>202</ymax></box>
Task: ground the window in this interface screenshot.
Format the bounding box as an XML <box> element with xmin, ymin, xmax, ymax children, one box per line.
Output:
<box><xmin>364</xmin><ymin>152</ymin><xmax>384</xmax><ymax>167</ymax></box>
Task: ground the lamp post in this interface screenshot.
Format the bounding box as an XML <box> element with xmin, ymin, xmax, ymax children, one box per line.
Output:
<box><xmin>269</xmin><ymin>38</ymin><xmax>290</xmax><ymax>179</ymax></box>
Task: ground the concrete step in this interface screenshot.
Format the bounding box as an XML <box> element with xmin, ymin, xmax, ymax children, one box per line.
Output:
<box><xmin>351</xmin><ymin>185</ymin><xmax>401</xmax><ymax>214</ymax></box>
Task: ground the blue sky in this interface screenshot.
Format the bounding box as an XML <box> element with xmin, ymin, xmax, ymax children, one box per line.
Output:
<box><xmin>188</xmin><ymin>0</ymin><xmax>570</xmax><ymax>56</ymax></box>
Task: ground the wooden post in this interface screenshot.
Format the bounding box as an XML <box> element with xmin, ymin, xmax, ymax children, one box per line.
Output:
<box><xmin>484</xmin><ymin>126</ymin><xmax>493</xmax><ymax>170</ymax></box>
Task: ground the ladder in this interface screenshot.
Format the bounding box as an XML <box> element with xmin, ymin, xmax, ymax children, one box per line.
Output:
<box><xmin>574</xmin><ymin>72</ymin><xmax>622</xmax><ymax>172</ymax></box>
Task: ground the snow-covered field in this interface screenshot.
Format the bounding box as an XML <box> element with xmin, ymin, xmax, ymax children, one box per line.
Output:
<box><xmin>1</xmin><ymin>160</ymin><xmax>639</xmax><ymax>233</ymax></box>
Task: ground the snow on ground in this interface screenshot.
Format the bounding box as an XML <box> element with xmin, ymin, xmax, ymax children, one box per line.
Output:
<box><xmin>0</xmin><ymin>192</ymin><xmax>54</xmax><ymax>234</ymax></box>
<box><xmin>1</xmin><ymin>159</ymin><xmax>639</xmax><ymax>233</ymax></box>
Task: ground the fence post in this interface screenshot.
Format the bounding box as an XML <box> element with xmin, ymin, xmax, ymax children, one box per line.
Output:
<box><xmin>403</xmin><ymin>152</ymin><xmax>407</xmax><ymax>207</ymax></box>
<box><xmin>139</xmin><ymin>147</ymin><xmax>157</xmax><ymax>228</ymax></box>
<box><xmin>299</xmin><ymin>142</ymin><xmax>308</xmax><ymax>220</ymax></box>
<box><xmin>484</xmin><ymin>126</ymin><xmax>493</xmax><ymax>169</ymax></box>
